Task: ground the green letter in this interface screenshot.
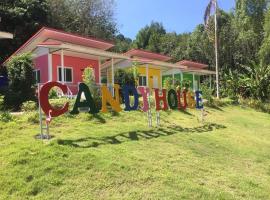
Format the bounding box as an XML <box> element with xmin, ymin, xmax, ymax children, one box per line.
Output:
<box><xmin>70</xmin><ymin>83</ymin><xmax>99</xmax><ymax>114</ymax></box>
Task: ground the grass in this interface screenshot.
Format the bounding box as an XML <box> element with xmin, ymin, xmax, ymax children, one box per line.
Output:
<box><xmin>0</xmin><ymin>105</ymin><xmax>270</xmax><ymax>199</ymax></box>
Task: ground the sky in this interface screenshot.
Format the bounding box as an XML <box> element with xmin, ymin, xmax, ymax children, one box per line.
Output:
<box><xmin>116</xmin><ymin>0</ymin><xmax>235</xmax><ymax>39</ymax></box>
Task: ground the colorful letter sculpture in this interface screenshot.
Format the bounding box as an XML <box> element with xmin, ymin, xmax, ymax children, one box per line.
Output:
<box><xmin>123</xmin><ymin>85</ymin><xmax>139</xmax><ymax>111</ymax></box>
<box><xmin>39</xmin><ymin>82</ymin><xmax>69</xmax><ymax>117</ymax></box>
<box><xmin>167</xmin><ymin>89</ymin><xmax>178</xmax><ymax>110</ymax></box>
<box><xmin>101</xmin><ymin>84</ymin><xmax>122</xmax><ymax>113</ymax></box>
<box><xmin>154</xmin><ymin>89</ymin><xmax>169</xmax><ymax>111</ymax></box>
<box><xmin>70</xmin><ymin>83</ymin><xmax>99</xmax><ymax>114</ymax></box>
<box><xmin>177</xmin><ymin>89</ymin><xmax>187</xmax><ymax>110</ymax></box>
<box><xmin>39</xmin><ymin>82</ymin><xmax>204</xmax><ymax>118</ymax></box>
<box><xmin>195</xmin><ymin>91</ymin><xmax>203</xmax><ymax>109</ymax></box>
<box><xmin>137</xmin><ymin>87</ymin><xmax>150</xmax><ymax>112</ymax></box>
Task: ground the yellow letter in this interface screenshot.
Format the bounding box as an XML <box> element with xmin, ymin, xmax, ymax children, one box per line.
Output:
<box><xmin>101</xmin><ymin>84</ymin><xmax>122</xmax><ymax>113</ymax></box>
<box><xmin>187</xmin><ymin>91</ymin><xmax>196</xmax><ymax>108</ymax></box>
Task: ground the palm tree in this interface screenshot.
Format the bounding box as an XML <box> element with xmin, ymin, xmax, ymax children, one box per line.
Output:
<box><xmin>204</xmin><ymin>0</ymin><xmax>219</xmax><ymax>99</ymax></box>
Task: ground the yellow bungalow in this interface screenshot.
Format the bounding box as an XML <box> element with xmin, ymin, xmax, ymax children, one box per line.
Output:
<box><xmin>101</xmin><ymin>49</ymin><xmax>182</xmax><ymax>89</ymax></box>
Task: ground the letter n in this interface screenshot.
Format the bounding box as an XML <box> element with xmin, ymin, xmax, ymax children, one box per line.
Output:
<box><xmin>101</xmin><ymin>84</ymin><xmax>122</xmax><ymax>113</ymax></box>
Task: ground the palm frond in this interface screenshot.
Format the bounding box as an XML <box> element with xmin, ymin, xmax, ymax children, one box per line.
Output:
<box><xmin>204</xmin><ymin>0</ymin><xmax>216</xmax><ymax>26</ymax></box>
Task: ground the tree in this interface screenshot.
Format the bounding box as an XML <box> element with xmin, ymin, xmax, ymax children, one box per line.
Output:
<box><xmin>5</xmin><ymin>53</ymin><xmax>36</xmax><ymax>110</ymax></box>
<box><xmin>0</xmin><ymin>0</ymin><xmax>118</xmax><ymax>64</ymax></box>
<box><xmin>0</xmin><ymin>0</ymin><xmax>49</xmax><ymax>63</ymax></box>
<box><xmin>132</xmin><ymin>21</ymin><xmax>166</xmax><ymax>52</ymax></box>
<box><xmin>47</xmin><ymin>0</ymin><xmax>118</xmax><ymax>40</ymax></box>
<box><xmin>112</xmin><ymin>34</ymin><xmax>132</xmax><ymax>53</ymax></box>
<box><xmin>259</xmin><ymin>8</ymin><xmax>270</xmax><ymax>66</ymax></box>
<box><xmin>185</xmin><ymin>25</ymin><xmax>213</xmax><ymax>65</ymax></box>
<box><xmin>233</xmin><ymin>0</ymin><xmax>268</xmax><ymax>66</ymax></box>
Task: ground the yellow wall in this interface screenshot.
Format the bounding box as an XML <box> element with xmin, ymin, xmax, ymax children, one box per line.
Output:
<box><xmin>137</xmin><ymin>65</ymin><xmax>162</xmax><ymax>88</ymax></box>
<box><xmin>106</xmin><ymin>64</ymin><xmax>162</xmax><ymax>88</ymax></box>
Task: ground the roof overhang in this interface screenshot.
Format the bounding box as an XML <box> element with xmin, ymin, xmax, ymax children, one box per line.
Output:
<box><xmin>0</xmin><ymin>31</ymin><xmax>13</xmax><ymax>39</ymax></box>
<box><xmin>3</xmin><ymin>27</ymin><xmax>114</xmax><ymax>65</ymax></box>
<box><xmin>101</xmin><ymin>57</ymin><xmax>188</xmax><ymax>70</ymax></box>
<box><xmin>124</xmin><ymin>49</ymin><xmax>171</xmax><ymax>62</ymax></box>
<box><xmin>176</xmin><ymin>60</ymin><xmax>208</xmax><ymax>69</ymax></box>
<box><xmin>35</xmin><ymin>42</ymin><xmax>130</xmax><ymax>61</ymax></box>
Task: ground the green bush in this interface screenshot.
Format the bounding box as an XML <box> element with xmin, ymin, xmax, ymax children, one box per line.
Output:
<box><xmin>200</xmin><ymin>81</ymin><xmax>214</xmax><ymax>105</ymax></box>
<box><xmin>49</xmin><ymin>87</ymin><xmax>59</xmax><ymax>99</ymax></box>
<box><xmin>204</xmin><ymin>98</ymin><xmax>235</xmax><ymax>107</ymax></box>
<box><xmin>239</xmin><ymin>98</ymin><xmax>270</xmax><ymax>113</ymax></box>
<box><xmin>5</xmin><ymin>53</ymin><xmax>35</xmax><ymax>110</ymax></box>
<box><xmin>26</xmin><ymin>112</ymin><xmax>39</xmax><ymax>124</ymax></box>
<box><xmin>49</xmin><ymin>98</ymin><xmax>75</xmax><ymax>110</ymax></box>
<box><xmin>0</xmin><ymin>111</ymin><xmax>13</xmax><ymax>122</ymax></box>
<box><xmin>0</xmin><ymin>95</ymin><xmax>4</xmax><ymax>111</ymax></box>
<box><xmin>21</xmin><ymin>101</ymin><xmax>37</xmax><ymax>112</ymax></box>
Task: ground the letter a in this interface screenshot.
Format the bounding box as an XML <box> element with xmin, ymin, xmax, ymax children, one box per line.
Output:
<box><xmin>70</xmin><ymin>83</ymin><xmax>99</xmax><ymax>114</ymax></box>
<box><xmin>101</xmin><ymin>84</ymin><xmax>122</xmax><ymax>113</ymax></box>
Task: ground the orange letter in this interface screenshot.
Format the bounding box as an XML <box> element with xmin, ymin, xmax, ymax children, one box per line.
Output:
<box><xmin>101</xmin><ymin>84</ymin><xmax>122</xmax><ymax>113</ymax></box>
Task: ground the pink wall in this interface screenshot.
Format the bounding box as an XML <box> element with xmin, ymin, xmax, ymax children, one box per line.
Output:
<box><xmin>34</xmin><ymin>54</ymin><xmax>99</xmax><ymax>94</ymax></box>
<box><xmin>52</xmin><ymin>54</ymin><xmax>99</xmax><ymax>94</ymax></box>
<box><xmin>34</xmin><ymin>55</ymin><xmax>48</xmax><ymax>83</ymax></box>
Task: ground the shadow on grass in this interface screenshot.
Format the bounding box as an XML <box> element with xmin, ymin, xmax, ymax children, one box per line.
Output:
<box><xmin>93</xmin><ymin>114</ymin><xmax>106</xmax><ymax>123</ymax></box>
<box><xmin>57</xmin><ymin>123</ymin><xmax>226</xmax><ymax>148</ymax></box>
<box><xmin>208</xmin><ymin>105</ymin><xmax>224</xmax><ymax>111</ymax></box>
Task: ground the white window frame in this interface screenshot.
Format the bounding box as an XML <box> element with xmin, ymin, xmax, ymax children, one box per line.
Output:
<box><xmin>33</xmin><ymin>69</ymin><xmax>41</xmax><ymax>84</ymax></box>
<box><xmin>57</xmin><ymin>66</ymin><xmax>73</xmax><ymax>83</ymax></box>
<box><xmin>139</xmin><ymin>75</ymin><xmax>147</xmax><ymax>86</ymax></box>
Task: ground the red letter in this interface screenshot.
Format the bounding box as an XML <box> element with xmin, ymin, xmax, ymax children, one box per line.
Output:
<box><xmin>39</xmin><ymin>82</ymin><xmax>69</xmax><ymax>117</ymax></box>
<box><xmin>177</xmin><ymin>89</ymin><xmax>187</xmax><ymax>110</ymax></box>
<box><xmin>154</xmin><ymin>89</ymin><xmax>168</xmax><ymax>111</ymax></box>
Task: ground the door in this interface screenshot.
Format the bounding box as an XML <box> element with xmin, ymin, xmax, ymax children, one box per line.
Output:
<box><xmin>153</xmin><ymin>76</ymin><xmax>159</xmax><ymax>88</ymax></box>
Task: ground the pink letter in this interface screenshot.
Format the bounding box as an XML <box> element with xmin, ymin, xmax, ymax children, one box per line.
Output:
<box><xmin>137</xmin><ymin>86</ymin><xmax>150</xmax><ymax>112</ymax></box>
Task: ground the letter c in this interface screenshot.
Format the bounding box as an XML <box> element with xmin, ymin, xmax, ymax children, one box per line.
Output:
<box><xmin>39</xmin><ymin>82</ymin><xmax>69</xmax><ymax>117</ymax></box>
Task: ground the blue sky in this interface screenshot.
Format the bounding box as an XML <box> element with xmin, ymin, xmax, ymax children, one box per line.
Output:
<box><xmin>116</xmin><ymin>0</ymin><xmax>235</xmax><ymax>39</ymax></box>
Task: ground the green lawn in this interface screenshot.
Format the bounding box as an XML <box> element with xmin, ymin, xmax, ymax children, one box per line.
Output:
<box><xmin>0</xmin><ymin>105</ymin><xmax>270</xmax><ymax>199</ymax></box>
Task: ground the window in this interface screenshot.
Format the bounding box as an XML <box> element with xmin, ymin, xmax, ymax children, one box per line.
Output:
<box><xmin>58</xmin><ymin>67</ymin><xmax>73</xmax><ymax>82</ymax></box>
<box><xmin>33</xmin><ymin>70</ymin><xmax>40</xmax><ymax>84</ymax></box>
<box><xmin>139</xmin><ymin>76</ymin><xmax>147</xmax><ymax>86</ymax></box>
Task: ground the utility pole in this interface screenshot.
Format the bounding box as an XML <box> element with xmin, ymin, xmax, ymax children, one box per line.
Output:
<box><xmin>214</xmin><ymin>0</ymin><xmax>219</xmax><ymax>99</ymax></box>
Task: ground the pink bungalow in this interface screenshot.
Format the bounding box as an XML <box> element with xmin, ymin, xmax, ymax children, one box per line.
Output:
<box><xmin>3</xmin><ymin>27</ymin><xmax>128</xmax><ymax>94</ymax></box>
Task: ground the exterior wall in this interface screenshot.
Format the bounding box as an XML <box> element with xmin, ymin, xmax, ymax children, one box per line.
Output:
<box><xmin>137</xmin><ymin>66</ymin><xmax>162</xmax><ymax>88</ymax></box>
<box><xmin>106</xmin><ymin>64</ymin><xmax>162</xmax><ymax>89</ymax></box>
<box><xmin>52</xmin><ymin>54</ymin><xmax>99</xmax><ymax>94</ymax></box>
<box><xmin>162</xmin><ymin>74</ymin><xmax>181</xmax><ymax>86</ymax></box>
<box><xmin>162</xmin><ymin>72</ymin><xmax>200</xmax><ymax>90</ymax></box>
<box><xmin>34</xmin><ymin>54</ymin><xmax>49</xmax><ymax>84</ymax></box>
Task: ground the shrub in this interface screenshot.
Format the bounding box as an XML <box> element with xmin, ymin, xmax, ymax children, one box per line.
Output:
<box><xmin>26</xmin><ymin>112</ymin><xmax>39</xmax><ymax>124</ymax></box>
<box><xmin>5</xmin><ymin>53</ymin><xmax>35</xmax><ymax>110</ymax></box>
<box><xmin>49</xmin><ymin>87</ymin><xmax>59</xmax><ymax>99</ymax></box>
<box><xmin>49</xmin><ymin>98</ymin><xmax>75</xmax><ymax>110</ymax></box>
<box><xmin>200</xmin><ymin>81</ymin><xmax>214</xmax><ymax>105</ymax></box>
<box><xmin>239</xmin><ymin>98</ymin><xmax>270</xmax><ymax>113</ymax></box>
<box><xmin>0</xmin><ymin>111</ymin><xmax>13</xmax><ymax>122</ymax></box>
<box><xmin>0</xmin><ymin>95</ymin><xmax>4</xmax><ymax>111</ymax></box>
<box><xmin>22</xmin><ymin>101</ymin><xmax>37</xmax><ymax>112</ymax></box>
<box><xmin>82</xmin><ymin>67</ymin><xmax>103</xmax><ymax>110</ymax></box>
<box><xmin>163</xmin><ymin>77</ymin><xmax>173</xmax><ymax>90</ymax></box>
